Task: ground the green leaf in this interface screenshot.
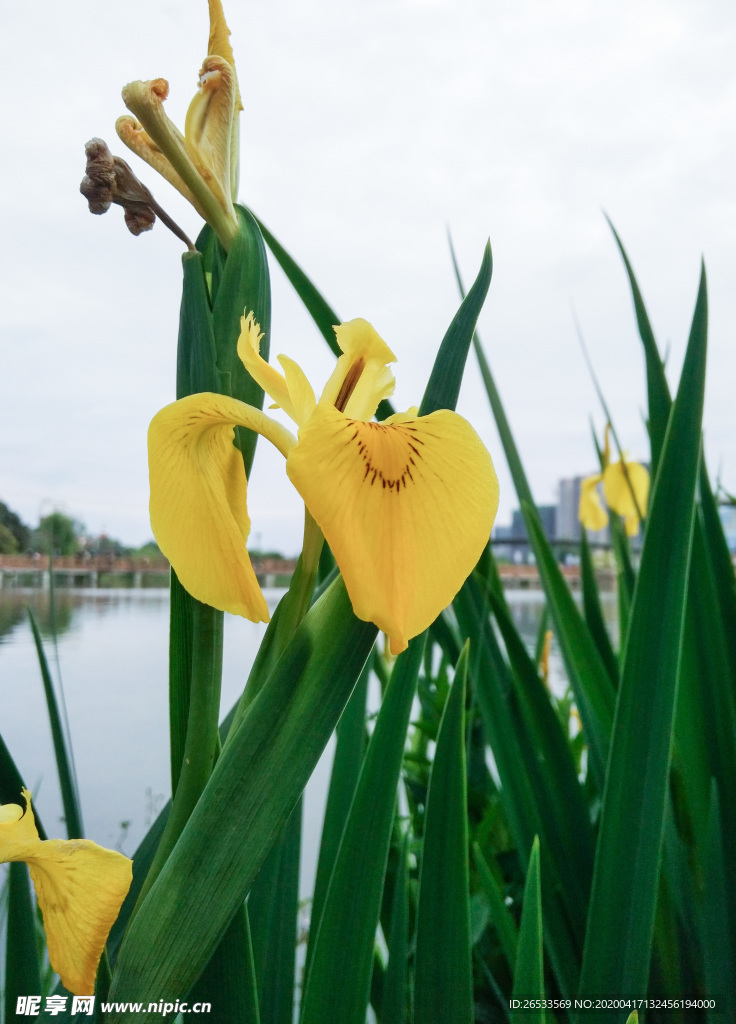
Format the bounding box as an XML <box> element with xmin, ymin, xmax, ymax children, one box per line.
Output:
<box><xmin>176</xmin><ymin>253</ymin><xmax>224</xmax><ymax>399</ymax></box>
<box><xmin>606</xmin><ymin>217</ymin><xmax>671</xmax><ymax>474</ymax></box>
<box><xmin>449</xmin><ymin>235</ymin><xmax>533</xmax><ymax>509</ymax></box>
<box><xmin>414</xmin><ymin>646</ymin><xmax>472</xmax><ymax>1024</ymax></box>
<box><xmin>305</xmin><ymin>659</ymin><xmax>370</xmax><ymax>980</ymax></box>
<box><xmin>248</xmin><ymin>800</ymin><xmax>301</xmax><ymax>1024</ymax></box>
<box><xmin>190</xmin><ymin>907</ymin><xmax>261</xmax><ymax>1024</ymax></box>
<box><xmin>703</xmin><ymin>782</ymin><xmax>735</xmax><ymax>1024</ymax></box>
<box><xmin>522</xmin><ymin>508</ymin><xmax>614</xmax><ymax>792</ymax></box>
<box><xmin>300</xmin><ymin>636</ymin><xmax>425</xmax><ymax>1024</ymax></box>
<box><xmin>213</xmin><ymin>207</ymin><xmax>271</xmax><ymax>473</ymax></box>
<box><xmin>578</xmin><ymin>263</ymin><xmax>708</xmax><ymax>1002</ymax></box>
<box><xmin>512</xmin><ymin>837</ymin><xmax>546</xmax><ymax>1023</ymax></box>
<box><xmin>579</xmin><ymin>529</ymin><xmax>619</xmax><ymax>687</ymax></box>
<box><xmin>5</xmin><ymin>863</ymin><xmax>42</xmax><ymax>1021</ymax></box>
<box><xmin>381</xmin><ymin>832</ymin><xmax>411</xmax><ymax>1024</ymax></box>
<box><xmin>254</xmin><ymin>215</ymin><xmax>396</xmax><ymax>422</ymax></box>
<box><xmin>472</xmin><ymin>843</ymin><xmax>518</xmax><ymax>975</ymax></box>
<box><xmin>485</xmin><ymin>584</ymin><xmax>594</xmax><ymax>937</ymax></box>
<box><xmin>106</xmin><ymin>578</ymin><xmax>377</xmax><ymax>1021</ymax></box>
<box><xmin>420</xmin><ymin>241</ymin><xmax>492</xmax><ymax>416</ymax></box>
<box><xmin>27</xmin><ymin>608</ymin><xmax>83</xmax><ymax>839</ymax></box>
<box><xmin>454</xmin><ymin>577</ymin><xmax>580</xmax><ymax>996</ymax></box>
<box><xmin>254</xmin><ymin>216</ymin><xmax>341</xmax><ymax>360</ymax></box>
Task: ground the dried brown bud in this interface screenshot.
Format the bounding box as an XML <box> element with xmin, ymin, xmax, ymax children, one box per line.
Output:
<box><xmin>80</xmin><ymin>138</ymin><xmax>195</xmax><ymax>250</ymax></box>
<box><xmin>80</xmin><ymin>138</ymin><xmax>156</xmax><ymax>235</ymax></box>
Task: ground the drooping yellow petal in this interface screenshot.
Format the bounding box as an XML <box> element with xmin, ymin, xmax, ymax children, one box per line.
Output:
<box><xmin>603</xmin><ymin>459</ymin><xmax>649</xmax><ymax>534</ymax></box>
<box><xmin>1</xmin><ymin>791</ymin><xmax>132</xmax><ymax>996</ymax></box>
<box><xmin>578</xmin><ymin>473</ymin><xmax>608</xmax><ymax>533</ymax></box>
<box><xmin>287</xmin><ymin>405</ymin><xmax>499</xmax><ymax>653</ymax></box>
<box><xmin>148</xmin><ymin>393</ymin><xmax>296</xmax><ymax>620</ymax></box>
<box><xmin>319</xmin><ymin>319</ymin><xmax>397</xmax><ymax>420</ymax></box>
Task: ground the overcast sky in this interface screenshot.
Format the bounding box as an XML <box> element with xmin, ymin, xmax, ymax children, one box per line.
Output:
<box><xmin>2</xmin><ymin>0</ymin><xmax>734</xmax><ymax>553</ymax></box>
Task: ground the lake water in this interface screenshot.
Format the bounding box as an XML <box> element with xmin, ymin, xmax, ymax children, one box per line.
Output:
<box><xmin>0</xmin><ymin>585</ymin><xmax>606</xmax><ymax>899</ymax></box>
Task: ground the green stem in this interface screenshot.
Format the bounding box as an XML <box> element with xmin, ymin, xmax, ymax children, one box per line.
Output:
<box><xmin>131</xmin><ymin>602</ymin><xmax>224</xmax><ymax>916</ymax></box>
<box><xmin>226</xmin><ymin>510</ymin><xmax>324</xmax><ymax>742</ymax></box>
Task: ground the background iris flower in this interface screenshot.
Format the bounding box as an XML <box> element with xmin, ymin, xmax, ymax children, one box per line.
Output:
<box><xmin>578</xmin><ymin>426</ymin><xmax>649</xmax><ymax>537</ymax></box>
<box><xmin>149</xmin><ymin>315</ymin><xmax>499</xmax><ymax>653</ymax></box>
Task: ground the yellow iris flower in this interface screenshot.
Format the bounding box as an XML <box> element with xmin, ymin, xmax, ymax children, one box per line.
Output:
<box><xmin>149</xmin><ymin>317</ymin><xmax>500</xmax><ymax>654</ymax></box>
<box><xmin>116</xmin><ymin>0</ymin><xmax>242</xmax><ymax>248</ymax></box>
<box><xmin>0</xmin><ymin>790</ymin><xmax>132</xmax><ymax>995</ymax></box>
<box><xmin>578</xmin><ymin>428</ymin><xmax>649</xmax><ymax>537</ymax></box>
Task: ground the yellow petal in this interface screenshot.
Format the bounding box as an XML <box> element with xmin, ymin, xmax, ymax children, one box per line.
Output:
<box><xmin>1</xmin><ymin>792</ymin><xmax>132</xmax><ymax>996</ymax></box>
<box><xmin>148</xmin><ymin>393</ymin><xmax>296</xmax><ymax>620</ymax></box>
<box><xmin>319</xmin><ymin>319</ymin><xmax>397</xmax><ymax>420</ymax></box>
<box><xmin>183</xmin><ymin>56</ymin><xmax>236</xmax><ymax>213</ymax></box>
<box><xmin>603</xmin><ymin>459</ymin><xmax>649</xmax><ymax>528</ymax></box>
<box><xmin>120</xmin><ymin>78</ymin><xmax>238</xmax><ymax>248</ymax></box>
<box><xmin>287</xmin><ymin>405</ymin><xmax>499</xmax><ymax>653</ymax></box>
<box><xmin>237</xmin><ymin>313</ymin><xmax>296</xmax><ymax>419</ymax></box>
<box><xmin>207</xmin><ymin>0</ymin><xmax>242</xmax><ymax>109</ymax></box>
<box><xmin>578</xmin><ymin>473</ymin><xmax>608</xmax><ymax>532</ymax></box>
<box><xmin>149</xmin><ymin>394</ymin><xmax>264</xmax><ymax>620</ymax></box>
<box><xmin>278</xmin><ymin>355</ymin><xmax>317</xmax><ymax>424</ymax></box>
<box><xmin>115</xmin><ymin>115</ymin><xmax>206</xmax><ymax>220</ymax></box>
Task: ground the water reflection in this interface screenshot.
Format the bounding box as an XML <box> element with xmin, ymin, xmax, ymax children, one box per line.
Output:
<box><xmin>0</xmin><ymin>585</ymin><xmax>616</xmax><ymax>897</ymax></box>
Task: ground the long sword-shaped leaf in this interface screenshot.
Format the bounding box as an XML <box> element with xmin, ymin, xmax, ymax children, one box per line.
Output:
<box><xmin>381</xmin><ymin>832</ymin><xmax>411</xmax><ymax>1024</ymax></box>
<box><xmin>473</xmin><ymin>843</ymin><xmax>518</xmax><ymax>976</ymax></box>
<box><xmin>420</xmin><ymin>242</ymin><xmax>492</xmax><ymax>416</ymax></box>
<box><xmin>5</xmin><ymin>862</ymin><xmax>42</xmax><ymax>1021</ymax></box>
<box><xmin>454</xmin><ymin>577</ymin><xmax>580</xmax><ymax>996</ymax></box>
<box><xmin>703</xmin><ymin>783</ymin><xmax>734</xmax><ymax>1024</ymax></box>
<box><xmin>522</xmin><ymin>508</ymin><xmax>614</xmax><ymax>792</ymax></box>
<box><xmin>305</xmin><ymin>659</ymin><xmax>369</xmax><ymax>980</ymax></box>
<box><xmin>27</xmin><ymin>608</ymin><xmax>83</xmax><ymax>839</ymax></box>
<box><xmin>512</xmin><ymin>837</ymin><xmax>546</xmax><ymax>1024</ymax></box>
<box><xmin>254</xmin><ymin>215</ymin><xmax>397</xmax><ymax>422</ymax></box>
<box><xmin>301</xmin><ymin>636</ymin><xmax>425</xmax><ymax>1024</ymax></box>
<box><xmin>248</xmin><ymin>800</ymin><xmax>301</xmax><ymax>1024</ymax></box>
<box><xmin>579</xmin><ymin>529</ymin><xmax>619</xmax><ymax>687</ymax></box>
<box><xmin>578</xmin><ymin>264</ymin><xmax>707</xmax><ymax>1007</ymax></box>
<box><xmin>413</xmin><ymin>647</ymin><xmax>472</xmax><ymax>1024</ymax></box>
<box><xmin>106</xmin><ymin>579</ymin><xmax>376</xmax><ymax>1021</ymax></box>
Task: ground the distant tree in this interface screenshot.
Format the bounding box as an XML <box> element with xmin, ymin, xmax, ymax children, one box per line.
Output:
<box><xmin>133</xmin><ymin>540</ymin><xmax>162</xmax><ymax>559</ymax></box>
<box><xmin>95</xmin><ymin>534</ymin><xmax>131</xmax><ymax>557</ymax></box>
<box><xmin>34</xmin><ymin>512</ymin><xmax>83</xmax><ymax>556</ymax></box>
<box><xmin>0</xmin><ymin>523</ymin><xmax>18</xmax><ymax>554</ymax></box>
<box><xmin>0</xmin><ymin>501</ymin><xmax>31</xmax><ymax>551</ymax></box>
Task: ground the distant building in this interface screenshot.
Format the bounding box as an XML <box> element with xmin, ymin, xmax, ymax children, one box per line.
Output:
<box><xmin>718</xmin><ymin>504</ymin><xmax>736</xmax><ymax>553</ymax></box>
<box><xmin>492</xmin><ymin>504</ymin><xmax>556</xmax><ymax>563</ymax></box>
<box><xmin>556</xmin><ymin>475</ymin><xmax>610</xmax><ymax>545</ymax></box>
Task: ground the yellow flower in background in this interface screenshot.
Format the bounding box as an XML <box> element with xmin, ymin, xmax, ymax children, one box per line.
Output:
<box><xmin>149</xmin><ymin>317</ymin><xmax>500</xmax><ymax>654</ymax></box>
<box><xmin>0</xmin><ymin>790</ymin><xmax>132</xmax><ymax>995</ymax></box>
<box><xmin>116</xmin><ymin>0</ymin><xmax>242</xmax><ymax>248</ymax></box>
<box><xmin>578</xmin><ymin>426</ymin><xmax>649</xmax><ymax>537</ymax></box>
